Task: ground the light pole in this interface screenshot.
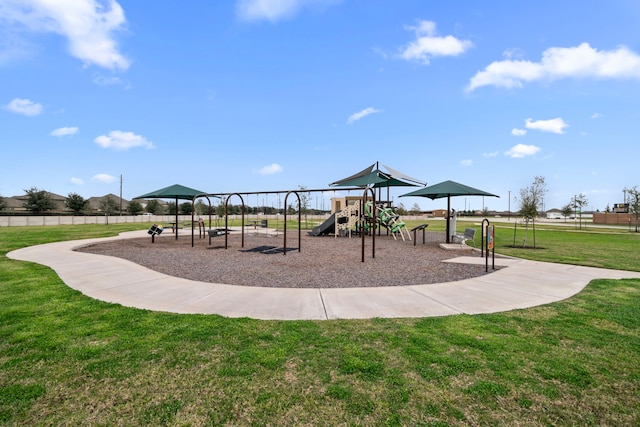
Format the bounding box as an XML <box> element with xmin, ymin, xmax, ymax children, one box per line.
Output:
<box><xmin>508</xmin><ymin>190</ymin><xmax>511</xmax><ymax>220</ymax></box>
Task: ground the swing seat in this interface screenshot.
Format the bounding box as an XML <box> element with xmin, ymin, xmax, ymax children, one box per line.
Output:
<box><xmin>208</xmin><ymin>228</ymin><xmax>230</xmax><ymax>237</ymax></box>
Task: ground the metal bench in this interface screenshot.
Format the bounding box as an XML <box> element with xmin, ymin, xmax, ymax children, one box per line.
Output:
<box><xmin>453</xmin><ymin>227</ymin><xmax>476</xmax><ymax>244</ymax></box>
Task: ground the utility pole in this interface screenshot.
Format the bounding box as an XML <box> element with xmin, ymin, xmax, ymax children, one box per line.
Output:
<box><xmin>508</xmin><ymin>190</ymin><xmax>511</xmax><ymax>221</ymax></box>
<box><xmin>119</xmin><ymin>175</ymin><xmax>123</xmax><ymax>215</ymax></box>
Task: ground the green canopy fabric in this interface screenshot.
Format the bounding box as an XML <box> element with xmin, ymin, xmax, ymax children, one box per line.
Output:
<box><xmin>330</xmin><ymin>162</ymin><xmax>425</xmax><ymax>188</ymax></box>
<box><xmin>400</xmin><ymin>180</ymin><xmax>498</xmax><ymax>199</ymax></box>
<box><xmin>135</xmin><ymin>184</ymin><xmax>208</xmax><ymax>240</ymax></box>
<box><xmin>135</xmin><ymin>184</ymin><xmax>207</xmax><ymax>200</ymax></box>
<box><xmin>400</xmin><ymin>180</ymin><xmax>499</xmax><ymax>243</ymax></box>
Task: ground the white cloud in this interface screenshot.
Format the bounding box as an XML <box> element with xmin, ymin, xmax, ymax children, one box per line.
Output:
<box><xmin>236</xmin><ymin>0</ymin><xmax>339</xmax><ymax>22</ymax></box>
<box><xmin>468</xmin><ymin>42</ymin><xmax>640</xmax><ymax>91</ymax></box>
<box><xmin>505</xmin><ymin>144</ymin><xmax>541</xmax><ymax>158</ymax></box>
<box><xmin>4</xmin><ymin>98</ymin><xmax>42</xmax><ymax>116</ymax></box>
<box><xmin>525</xmin><ymin>117</ymin><xmax>569</xmax><ymax>134</ymax></box>
<box><xmin>254</xmin><ymin>163</ymin><xmax>283</xmax><ymax>175</ymax></box>
<box><xmin>94</xmin><ymin>130</ymin><xmax>154</xmax><ymax>150</ymax></box>
<box><xmin>0</xmin><ymin>0</ymin><xmax>130</xmax><ymax>70</ymax></box>
<box><xmin>460</xmin><ymin>159</ymin><xmax>473</xmax><ymax>167</ymax></box>
<box><xmin>91</xmin><ymin>173</ymin><xmax>116</xmax><ymax>183</ymax></box>
<box><xmin>70</xmin><ymin>177</ymin><xmax>84</xmax><ymax>185</ymax></box>
<box><xmin>93</xmin><ymin>74</ymin><xmax>123</xmax><ymax>86</ymax></box>
<box><xmin>50</xmin><ymin>126</ymin><xmax>79</xmax><ymax>137</ymax></box>
<box><xmin>399</xmin><ymin>20</ymin><xmax>472</xmax><ymax>64</ymax></box>
<box><xmin>511</xmin><ymin>128</ymin><xmax>527</xmax><ymax>136</ymax></box>
<box><xmin>483</xmin><ymin>151</ymin><xmax>499</xmax><ymax>158</ymax></box>
<box><xmin>591</xmin><ymin>112</ymin><xmax>603</xmax><ymax>119</ymax></box>
<box><xmin>347</xmin><ymin>107</ymin><xmax>380</xmax><ymax>124</ymax></box>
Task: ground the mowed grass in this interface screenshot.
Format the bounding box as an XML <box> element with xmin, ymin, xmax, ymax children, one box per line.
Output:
<box><xmin>1</xmin><ymin>223</ymin><xmax>640</xmax><ymax>426</ymax></box>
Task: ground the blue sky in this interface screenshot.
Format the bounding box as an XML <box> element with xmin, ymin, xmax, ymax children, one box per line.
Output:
<box><xmin>1</xmin><ymin>0</ymin><xmax>640</xmax><ymax>213</ymax></box>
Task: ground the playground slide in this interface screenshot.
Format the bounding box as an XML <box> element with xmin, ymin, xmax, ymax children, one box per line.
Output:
<box><xmin>308</xmin><ymin>213</ymin><xmax>336</xmax><ymax>236</ymax></box>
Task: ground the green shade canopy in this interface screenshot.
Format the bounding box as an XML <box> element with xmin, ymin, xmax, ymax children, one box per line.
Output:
<box><xmin>135</xmin><ymin>184</ymin><xmax>207</xmax><ymax>200</ymax></box>
<box><xmin>400</xmin><ymin>180</ymin><xmax>499</xmax><ymax>199</ymax></box>
<box><xmin>400</xmin><ymin>180</ymin><xmax>499</xmax><ymax>243</ymax></box>
<box><xmin>135</xmin><ymin>184</ymin><xmax>208</xmax><ymax>240</ymax></box>
<box><xmin>330</xmin><ymin>162</ymin><xmax>426</xmax><ymax>188</ymax></box>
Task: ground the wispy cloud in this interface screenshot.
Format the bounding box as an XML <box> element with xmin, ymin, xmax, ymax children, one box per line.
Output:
<box><xmin>254</xmin><ymin>163</ymin><xmax>283</xmax><ymax>175</ymax></box>
<box><xmin>460</xmin><ymin>159</ymin><xmax>473</xmax><ymax>167</ymax></box>
<box><xmin>0</xmin><ymin>0</ymin><xmax>130</xmax><ymax>70</ymax></box>
<box><xmin>347</xmin><ymin>107</ymin><xmax>380</xmax><ymax>124</ymax></box>
<box><xmin>468</xmin><ymin>43</ymin><xmax>640</xmax><ymax>91</ymax></box>
<box><xmin>50</xmin><ymin>126</ymin><xmax>79</xmax><ymax>137</ymax></box>
<box><xmin>591</xmin><ymin>112</ymin><xmax>603</xmax><ymax>119</ymax></box>
<box><xmin>511</xmin><ymin>128</ymin><xmax>527</xmax><ymax>136</ymax></box>
<box><xmin>91</xmin><ymin>173</ymin><xmax>117</xmax><ymax>183</ymax></box>
<box><xmin>236</xmin><ymin>0</ymin><xmax>340</xmax><ymax>22</ymax></box>
<box><xmin>483</xmin><ymin>151</ymin><xmax>499</xmax><ymax>158</ymax></box>
<box><xmin>399</xmin><ymin>20</ymin><xmax>472</xmax><ymax>64</ymax></box>
<box><xmin>94</xmin><ymin>131</ymin><xmax>155</xmax><ymax>151</ymax></box>
<box><xmin>505</xmin><ymin>144</ymin><xmax>541</xmax><ymax>158</ymax></box>
<box><xmin>525</xmin><ymin>117</ymin><xmax>569</xmax><ymax>134</ymax></box>
<box><xmin>4</xmin><ymin>98</ymin><xmax>42</xmax><ymax>116</ymax></box>
<box><xmin>70</xmin><ymin>177</ymin><xmax>84</xmax><ymax>185</ymax></box>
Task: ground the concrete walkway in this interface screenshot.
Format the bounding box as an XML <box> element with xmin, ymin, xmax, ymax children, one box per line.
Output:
<box><xmin>7</xmin><ymin>231</ymin><xmax>640</xmax><ymax>320</ymax></box>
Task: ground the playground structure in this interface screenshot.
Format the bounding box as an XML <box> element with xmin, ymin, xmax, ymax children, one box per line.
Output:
<box><xmin>308</xmin><ymin>199</ymin><xmax>411</xmax><ymax>241</ymax></box>
<box><xmin>364</xmin><ymin>201</ymin><xmax>411</xmax><ymax>241</ymax></box>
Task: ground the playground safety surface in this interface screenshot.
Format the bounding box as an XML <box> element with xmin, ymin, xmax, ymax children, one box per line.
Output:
<box><xmin>8</xmin><ymin>230</ymin><xmax>640</xmax><ymax>320</ymax></box>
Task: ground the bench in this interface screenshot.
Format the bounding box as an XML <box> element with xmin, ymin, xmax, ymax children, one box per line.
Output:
<box><xmin>453</xmin><ymin>227</ymin><xmax>476</xmax><ymax>245</ymax></box>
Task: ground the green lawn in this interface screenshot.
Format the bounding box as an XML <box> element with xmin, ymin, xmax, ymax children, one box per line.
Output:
<box><xmin>1</xmin><ymin>223</ymin><xmax>639</xmax><ymax>426</ymax></box>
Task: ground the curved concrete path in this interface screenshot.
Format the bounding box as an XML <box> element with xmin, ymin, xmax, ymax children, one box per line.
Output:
<box><xmin>7</xmin><ymin>231</ymin><xmax>640</xmax><ymax>320</ymax></box>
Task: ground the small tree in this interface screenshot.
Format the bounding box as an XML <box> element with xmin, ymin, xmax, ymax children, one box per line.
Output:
<box><xmin>560</xmin><ymin>203</ymin><xmax>573</xmax><ymax>222</ymax></box>
<box><xmin>194</xmin><ymin>200</ymin><xmax>208</xmax><ymax>216</ymax></box>
<box><xmin>624</xmin><ymin>185</ymin><xmax>640</xmax><ymax>232</ymax></box>
<box><xmin>0</xmin><ymin>195</ymin><xmax>6</xmax><ymax>212</ymax></box>
<box><xmin>128</xmin><ymin>200</ymin><xmax>143</xmax><ymax>215</ymax></box>
<box><xmin>179</xmin><ymin>202</ymin><xmax>192</xmax><ymax>215</ymax></box>
<box><xmin>410</xmin><ymin>203</ymin><xmax>421</xmax><ymax>215</ymax></box>
<box><xmin>145</xmin><ymin>199</ymin><xmax>163</xmax><ymax>214</ymax></box>
<box><xmin>65</xmin><ymin>193</ymin><xmax>88</xmax><ymax>215</ymax></box>
<box><xmin>395</xmin><ymin>203</ymin><xmax>407</xmax><ymax>216</ymax></box>
<box><xmin>517</xmin><ymin>176</ymin><xmax>547</xmax><ymax>248</ymax></box>
<box><xmin>99</xmin><ymin>198</ymin><xmax>118</xmax><ymax>216</ymax></box>
<box><xmin>167</xmin><ymin>201</ymin><xmax>177</xmax><ymax>215</ymax></box>
<box><xmin>99</xmin><ymin>198</ymin><xmax>118</xmax><ymax>224</ymax></box>
<box><xmin>23</xmin><ymin>187</ymin><xmax>56</xmax><ymax>212</ymax></box>
<box><xmin>572</xmin><ymin>193</ymin><xmax>589</xmax><ymax>229</ymax></box>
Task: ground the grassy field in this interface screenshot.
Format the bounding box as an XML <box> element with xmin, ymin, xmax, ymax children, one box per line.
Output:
<box><xmin>1</xmin><ymin>223</ymin><xmax>639</xmax><ymax>426</ymax></box>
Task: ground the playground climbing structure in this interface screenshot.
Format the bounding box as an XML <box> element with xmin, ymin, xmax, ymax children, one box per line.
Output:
<box><xmin>365</xmin><ymin>202</ymin><xmax>411</xmax><ymax>241</ymax></box>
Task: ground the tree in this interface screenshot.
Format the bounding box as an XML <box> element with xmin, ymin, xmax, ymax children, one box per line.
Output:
<box><xmin>194</xmin><ymin>200</ymin><xmax>208</xmax><ymax>216</ymax></box>
<box><xmin>167</xmin><ymin>201</ymin><xmax>177</xmax><ymax>215</ymax></box>
<box><xmin>624</xmin><ymin>185</ymin><xmax>640</xmax><ymax>232</ymax></box>
<box><xmin>519</xmin><ymin>176</ymin><xmax>547</xmax><ymax>220</ymax></box>
<box><xmin>0</xmin><ymin>195</ymin><xmax>6</xmax><ymax>212</ymax></box>
<box><xmin>572</xmin><ymin>193</ymin><xmax>589</xmax><ymax>229</ymax></box>
<box><xmin>99</xmin><ymin>198</ymin><xmax>118</xmax><ymax>216</ymax></box>
<box><xmin>145</xmin><ymin>199</ymin><xmax>163</xmax><ymax>214</ymax></box>
<box><xmin>410</xmin><ymin>203</ymin><xmax>421</xmax><ymax>215</ymax></box>
<box><xmin>179</xmin><ymin>202</ymin><xmax>192</xmax><ymax>215</ymax></box>
<box><xmin>560</xmin><ymin>203</ymin><xmax>573</xmax><ymax>222</ymax></box>
<box><xmin>23</xmin><ymin>187</ymin><xmax>56</xmax><ymax>212</ymax></box>
<box><xmin>395</xmin><ymin>203</ymin><xmax>407</xmax><ymax>216</ymax></box>
<box><xmin>517</xmin><ymin>176</ymin><xmax>547</xmax><ymax>248</ymax></box>
<box><xmin>127</xmin><ymin>200</ymin><xmax>143</xmax><ymax>215</ymax></box>
<box><xmin>65</xmin><ymin>193</ymin><xmax>88</xmax><ymax>215</ymax></box>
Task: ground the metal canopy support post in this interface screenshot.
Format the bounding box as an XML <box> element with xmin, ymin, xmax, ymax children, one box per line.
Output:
<box><xmin>361</xmin><ymin>187</ymin><xmax>375</xmax><ymax>262</ymax></box>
